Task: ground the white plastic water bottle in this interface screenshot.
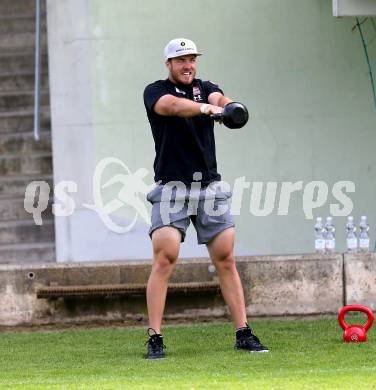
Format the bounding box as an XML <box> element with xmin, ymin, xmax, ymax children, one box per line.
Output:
<box><xmin>325</xmin><ymin>216</ymin><xmax>336</xmax><ymax>253</ymax></box>
<box><xmin>359</xmin><ymin>216</ymin><xmax>370</xmax><ymax>252</ymax></box>
<box><xmin>314</xmin><ymin>217</ymin><xmax>326</xmax><ymax>253</ymax></box>
<box><xmin>346</xmin><ymin>216</ymin><xmax>358</xmax><ymax>253</ymax></box>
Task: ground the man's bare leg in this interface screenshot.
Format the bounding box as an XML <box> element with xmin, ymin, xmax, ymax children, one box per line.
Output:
<box><xmin>206</xmin><ymin>227</ymin><xmax>247</xmax><ymax>329</ymax></box>
<box><xmin>146</xmin><ymin>226</ymin><xmax>181</xmax><ymax>333</ymax></box>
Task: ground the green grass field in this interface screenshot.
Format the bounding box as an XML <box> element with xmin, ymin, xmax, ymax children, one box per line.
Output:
<box><xmin>0</xmin><ymin>317</ymin><xmax>375</xmax><ymax>389</ymax></box>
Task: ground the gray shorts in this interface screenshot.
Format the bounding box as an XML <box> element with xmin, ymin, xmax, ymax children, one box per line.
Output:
<box><xmin>146</xmin><ymin>182</ymin><xmax>234</xmax><ymax>244</ymax></box>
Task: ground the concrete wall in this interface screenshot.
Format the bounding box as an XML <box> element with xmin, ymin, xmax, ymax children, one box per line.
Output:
<box><xmin>345</xmin><ymin>252</ymin><xmax>376</xmax><ymax>310</ymax></box>
<box><xmin>47</xmin><ymin>0</ymin><xmax>95</xmax><ymax>262</ymax></box>
<box><xmin>46</xmin><ymin>0</ymin><xmax>376</xmax><ymax>262</ymax></box>
<box><xmin>1</xmin><ymin>253</ymin><xmax>374</xmax><ymax>326</ymax></box>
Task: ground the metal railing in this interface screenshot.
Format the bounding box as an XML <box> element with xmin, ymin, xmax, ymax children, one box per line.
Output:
<box><xmin>33</xmin><ymin>0</ymin><xmax>42</xmax><ymax>141</ymax></box>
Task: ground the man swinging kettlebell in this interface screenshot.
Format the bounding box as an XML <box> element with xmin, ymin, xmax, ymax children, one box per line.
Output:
<box><xmin>143</xmin><ymin>37</ymin><xmax>268</xmax><ymax>359</ymax></box>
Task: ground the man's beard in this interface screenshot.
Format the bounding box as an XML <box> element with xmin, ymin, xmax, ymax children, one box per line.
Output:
<box><xmin>170</xmin><ymin>67</ymin><xmax>195</xmax><ymax>85</ymax></box>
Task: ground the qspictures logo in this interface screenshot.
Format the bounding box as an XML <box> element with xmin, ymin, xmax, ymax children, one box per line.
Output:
<box><xmin>23</xmin><ymin>157</ymin><xmax>356</xmax><ymax>233</ymax></box>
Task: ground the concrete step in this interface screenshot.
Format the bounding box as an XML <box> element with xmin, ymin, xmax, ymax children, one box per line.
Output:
<box><xmin>0</xmin><ymin>219</ymin><xmax>54</xmax><ymax>245</ymax></box>
<box><xmin>0</xmin><ymin>174</ymin><xmax>53</xmax><ymax>198</ymax></box>
<box><xmin>0</xmin><ymin>242</ymin><xmax>55</xmax><ymax>264</ymax></box>
<box><xmin>0</xmin><ymin>50</ymin><xmax>48</xmax><ymax>73</ymax></box>
<box><xmin>0</xmin><ymin>14</ymin><xmax>46</xmax><ymax>34</ymax></box>
<box><xmin>0</xmin><ymin>70</ymin><xmax>49</xmax><ymax>91</ymax></box>
<box><xmin>0</xmin><ymin>107</ymin><xmax>50</xmax><ymax>133</ymax></box>
<box><xmin>0</xmin><ymin>90</ymin><xmax>49</xmax><ymax>113</ymax></box>
<box><xmin>0</xmin><ymin>153</ymin><xmax>52</xmax><ymax>175</ymax></box>
<box><xmin>0</xmin><ymin>0</ymin><xmax>40</xmax><ymax>15</ymax></box>
<box><xmin>0</xmin><ymin>195</ymin><xmax>53</xmax><ymax>221</ymax></box>
<box><xmin>0</xmin><ymin>31</ymin><xmax>47</xmax><ymax>51</ymax></box>
<box><xmin>0</xmin><ymin>131</ymin><xmax>51</xmax><ymax>154</ymax></box>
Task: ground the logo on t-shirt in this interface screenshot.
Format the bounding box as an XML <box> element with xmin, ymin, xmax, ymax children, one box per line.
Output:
<box><xmin>175</xmin><ymin>86</ymin><xmax>186</xmax><ymax>95</ymax></box>
<box><xmin>193</xmin><ymin>86</ymin><xmax>203</xmax><ymax>102</ymax></box>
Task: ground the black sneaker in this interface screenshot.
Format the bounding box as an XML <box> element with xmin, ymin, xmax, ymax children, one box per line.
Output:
<box><xmin>145</xmin><ymin>328</ymin><xmax>166</xmax><ymax>359</ymax></box>
<box><xmin>234</xmin><ymin>323</ymin><xmax>269</xmax><ymax>353</ymax></box>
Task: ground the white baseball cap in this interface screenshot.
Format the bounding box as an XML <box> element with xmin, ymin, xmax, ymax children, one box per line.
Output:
<box><xmin>164</xmin><ymin>38</ymin><xmax>202</xmax><ymax>60</ymax></box>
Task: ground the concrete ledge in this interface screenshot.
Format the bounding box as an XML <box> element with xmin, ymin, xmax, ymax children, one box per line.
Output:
<box><xmin>344</xmin><ymin>252</ymin><xmax>376</xmax><ymax>310</ymax></box>
<box><xmin>237</xmin><ymin>254</ymin><xmax>343</xmax><ymax>316</ymax></box>
<box><xmin>0</xmin><ymin>254</ymin><xmax>348</xmax><ymax>326</ymax></box>
<box><xmin>0</xmin><ymin>259</ymin><xmax>224</xmax><ymax>326</ymax></box>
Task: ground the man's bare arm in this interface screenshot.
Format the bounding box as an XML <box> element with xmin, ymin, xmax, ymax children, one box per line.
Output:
<box><xmin>154</xmin><ymin>94</ymin><xmax>222</xmax><ymax>117</ymax></box>
<box><xmin>208</xmin><ymin>92</ymin><xmax>233</xmax><ymax>108</ymax></box>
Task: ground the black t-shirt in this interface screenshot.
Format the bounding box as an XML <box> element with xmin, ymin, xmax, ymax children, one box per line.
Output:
<box><xmin>143</xmin><ymin>78</ymin><xmax>223</xmax><ymax>186</ymax></box>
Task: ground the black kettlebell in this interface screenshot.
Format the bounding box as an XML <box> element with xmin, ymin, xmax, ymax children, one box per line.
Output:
<box><xmin>211</xmin><ymin>102</ymin><xmax>249</xmax><ymax>129</ymax></box>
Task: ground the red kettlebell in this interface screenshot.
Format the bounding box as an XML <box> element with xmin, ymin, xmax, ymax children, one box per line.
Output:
<box><xmin>338</xmin><ymin>304</ymin><xmax>374</xmax><ymax>343</ymax></box>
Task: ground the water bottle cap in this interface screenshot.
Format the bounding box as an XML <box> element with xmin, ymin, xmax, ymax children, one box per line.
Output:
<box><xmin>316</xmin><ymin>217</ymin><xmax>322</xmax><ymax>222</ymax></box>
<box><xmin>348</xmin><ymin>216</ymin><xmax>353</xmax><ymax>221</ymax></box>
<box><xmin>326</xmin><ymin>216</ymin><xmax>332</xmax><ymax>222</ymax></box>
<box><xmin>361</xmin><ymin>216</ymin><xmax>367</xmax><ymax>220</ymax></box>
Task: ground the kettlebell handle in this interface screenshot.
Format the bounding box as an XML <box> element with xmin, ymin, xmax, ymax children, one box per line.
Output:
<box><xmin>211</xmin><ymin>113</ymin><xmax>222</xmax><ymax>121</ymax></box>
<box><xmin>338</xmin><ymin>304</ymin><xmax>374</xmax><ymax>332</ymax></box>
